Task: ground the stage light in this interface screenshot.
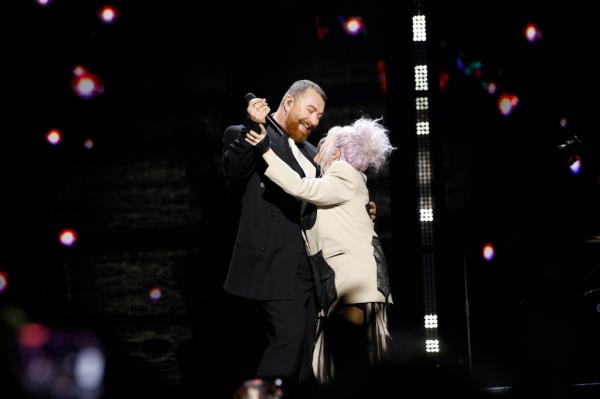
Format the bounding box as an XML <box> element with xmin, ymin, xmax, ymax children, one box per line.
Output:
<box><xmin>149</xmin><ymin>287</ymin><xmax>162</xmax><ymax>301</ymax></box>
<box><xmin>74</xmin><ymin>347</ymin><xmax>105</xmax><ymax>391</ymax></box>
<box><xmin>415</xmin><ymin>65</ymin><xmax>428</xmax><ymax>91</ymax></box>
<box><xmin>341</xmin><ymin>17</ymin><xmax>365</xmax><ymax>36</ymax></box>
<box><xmin>314</xmin><ymin>17</ymin><xmax>330</xmax><ymax>40</ymax></box>
<box><xmin>498</xmin><ymin>94</ymin><xmax>518</xmax><ymax>116</ymax></box>
<box><xmin>84</xmin><ymin>138</ymin><xmax>94</xmax><ymax>150</ymax></box>
<box><xmin>416</xmin><ymin>121</ymin><xmax>430</xmax><ymax>136</ymax></box>
<box><xmin>412</xmin><ymin>15</ymin><xmax>427</xmax><ymax>42</ymax></box>
<box><xmin>376</xmin><ymin>60</ymin><xmax>387</xmax><ymax>94</ymax></box>
<box><xmin>236</xmin><ymin>379</ymin><xmax>285</xmax><ymax>399</ymax></box>
<box><xmin>59</xmin><ymin>229</ymin><xmax>77</xmax><ymax>247</ymax></box>
<box><xmin>569</xmin><ymin>155</ymin><xmax>582</xmax><ymax>175</ymax></box>
<box><xmin>483</xmin><ymin>242</ymin><xmax>495</xmax><ymax>261</ymax></box>
<box><xmin>416</xmin><ymin>97</ymin><xmax>429</xmax><ymax>110</ymax></box>
<box><xmin>36</xmin><ymin>0</ymin><xmax>52</xmax><ymax>6</ymax></box>
<box><xmin>71</xmin><ymin>67</ymin><xmax>103</xmax><ymax>99</ymax></box>
<box><xmin>0</xmin><ymin>272</ymin><xmax>8</xmax><ymax>293</ymax></box>
<box><xmin>73</xmin><ymin>65</ymin><xmax>87</xmax><ymax>77</ymax></box>
<box><xmin>420</xmin><ymin>208</ymin><xmax>434</xmax><ymax>222</ymax></box>
<box><xmin>413</xmin><ymin>5</ymin><xmax>439</xmax><ymax>357</ymax></box>
<box><xmin>524</xmin><ymin>23</ymin><xmax>542</xmax><ymax>43</ymax></box>
<box><xmin>99</xmin><ymin>5</ymin><xmax>118</xmax><ymax>24</ymax></box>
<box><xmin>425</xmin><ymin>314</ymin><xmax>438</xmax><ymax>329</ymax></box>
<box><xmin>16</xmin><ymin>326</ymin><xmax>105</xmax><ymax>399</ymax></box>
<box><xmin>425</xmin><ymin>339</ymin><xmax>440</xmax><ymax>352</ymax></box>
<box><xmin>46</xmin><ymin>129</ymin><xmax>62</xmax><ymax>145</ymax></box>
<box><xmin>19</xmin><ymin>323</ymin><xmax>51</xmax><ymax>348</ymax></box>
<box><xmin>560</xmin><ymin>118</ymin><xmax>567</xmax><ymax>128</ymax></box>
<box><xmin>440</xmin><ymin>71</ymin><xmax>450</xmax><ymax>92</ymax></box>
<box><xmin>487</xmin><ymin>82</ymin><xmax>497</xmax><ymax>95</ymax></box>
<box><xmin>558</xmin><ymin>134</ymin><xmax>584</xmax><ymax>152</ymax></box>
<box><xmin>73</xmin><ymin>75</ymin><xmax>101</xmax><ymax>99</ymax></box>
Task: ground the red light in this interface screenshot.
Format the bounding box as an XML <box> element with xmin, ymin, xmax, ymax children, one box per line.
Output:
<box><xmin>46</xmin><ymin>129</ymin><xmax>62</xmax><ymax>145</ymax></box>
<box><xmin>0</xmin><ymin>272</ymin><xmax>8</xmax><ymax>293</ymax></box>
<box><xmin>149</xmin><ymin>287</ymin><xmax>162</xmax><ymax>301</ymax></box>
<box><xmin>342</xmin><ymin>17</ymin><xmax>365</xmax><ymax>36</ymax></box>
<box><xmin>315</xmin><ymin>17</ymin><xmax>330</xmax><ymax>40</ymax></box>
<box><xmin>99</xmin><ymin>6</ymin><xmax>119</xmax><ymax>23</ymax></box>
<box><xmin>84</xmin><ymin>138</ymin><xmax>94</xmax><ymax>150</ymax></box>
<box><xmin>376</xmin><ymin>60</ymin><xmax>387</xmax><ymax>94</ymax></box>
<box><xmin>59</xmin><ymin>229</ymin><xmax>78</xmax><ymax>246</ymax></box>
<box><xmin>482</xmin><ymin>243</ymin><xmax>495</xmax><ymax>261</ymax></box>
<box><xmin>524</xmin><ymin>23</ymin><xmax>542</xmax><ymax>43</ymax></box>
<box><xmin>440</xmin><ymin>71</ymin><xmax>450</xmax><ymax>92</ymax></box>
<box><xmin>19</xmin><ymin>323</ymin><xmax>50</xmax><ymax>348</ymax></box>
<box><xmin>498</xmin><ymin>94</ymin><xmax>519</xmax><ymax>116</ymax></box>
<box><xmin>71</xmin><ymin>67</ymin><xmax>103</xmax><ymax>99</ymax></box>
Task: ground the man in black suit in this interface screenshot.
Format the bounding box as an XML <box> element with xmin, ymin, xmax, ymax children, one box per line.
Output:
<box><xmin>221</xmin><ymin>80</ymin><xmax>326</xmax><ymax>386</ymax></box>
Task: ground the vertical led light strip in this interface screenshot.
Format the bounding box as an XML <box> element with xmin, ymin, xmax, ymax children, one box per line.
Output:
<box><xmin>412</xmin><ymin>9</ymin><xmax>439</xmax><ymax>355</ymax></box>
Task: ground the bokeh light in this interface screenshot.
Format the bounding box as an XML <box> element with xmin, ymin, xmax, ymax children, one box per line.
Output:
<box><xmin>59</xmin><ymin>229</ymin><xmax>78</xmax><ymax>247</ymax></box>
<box><xmin>75</xmin><ymin>347</ymin><xmax>106</xmax><ymax>391</ymax></box>
<box><xmin>149</xmin><ymin>287</ymin><xmax>162</xmax><ymax>301</ymax></box>
<box><xmin>569</xmin><ymin>155</ymin><xmax>582</xmax><ymax>175</ymax></box>
<box><xmin>71</xmin><ymin>67</ymin><xmax>103</xmax><ymax>99</ymax></box>
<box><xmin>19</xmin><ymin>323</ymin><xmax>51</xmax><ymax>348</ymax></box>
<box><xmin>440</xmin><ymin>71</ymin><xmax>450</xmax><ymax>92</ymax></box>
<box><xmin>524</xmin><ymin>23</ymin><xmax>542</xmax><ymax>43</ymax></box>
<box><xmin>84</xmin><ymin>138</ymin><xmax>95</xmax><ymax>150</ymax></box>
<box><xmin>376</xmin><ymin>60</ymin><xmax>387</xmax><ymax>94</ymax></box>
<box><xmin>482</xmin><ymin>242</ymin><xmax>495</xmax><ymax>261</ymax></box>
<box><xmin>314</xmin><ymin>17</ymin><xmax>330</xmax><ymax>40</ymax></box>
<box><xmin>560</xmin><ymin>117</ymin><xmax>568</xmax><ymax>128</ymax></box>
<box><xmin>498</xmin><ymin>94</ymin><xmax>519</xmax><ymax>116</ymax></box>
<box><xmin>99</xmin><ymin>5</ymin><xmax>118</xmax><ymax>24</ymax></box>
<box><xmin>341</xmin><ymin>17</ymin><xmax>365</xmax><ymax>36</ymax></box>
<box><xmin>46</xmin><ymin>129</ymin><xmax>62</xmax><ymax>145</ymax></box>
<box><xmin>0</xmin><ymin>271</ymin><xmax>8</xmax><ymax>293</ymax></box>
<box><xmin>17</xmin><ymin>325</ymin><xmax>105</xmax><ymax>399</ymax></box>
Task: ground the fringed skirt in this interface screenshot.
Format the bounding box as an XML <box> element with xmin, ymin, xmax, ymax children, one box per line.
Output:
<box><xmin>308</xmin><ymin>236</ymin><xmax>392</xmax><ymax>383</ymax></box>
<box><xmin>312</xmin><ymin>301</ymin><xmax>391</xmax><ymax>383</ymax></box>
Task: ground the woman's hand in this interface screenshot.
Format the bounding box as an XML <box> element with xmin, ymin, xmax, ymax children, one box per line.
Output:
<box><xmin>245</xmin><ymin>129</ymin><xmax>271</xmax><ymax>154</ymax></box>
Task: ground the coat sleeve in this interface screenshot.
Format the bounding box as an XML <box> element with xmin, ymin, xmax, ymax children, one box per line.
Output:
<box><xmin>264</xmin><ymin>156</ymin><xmax>357</xmax><ymax>206</ymax></box>
<box><xmin>221</xmin><ymin>125</ymin><xmax>256</xmax><ymax>180</ymax></box>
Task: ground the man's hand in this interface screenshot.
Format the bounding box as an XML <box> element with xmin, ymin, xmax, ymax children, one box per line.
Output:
<box><xmin>247</xmin><ymin>98</ymin><xmax>271</xmax><ymax>124</ymax></box>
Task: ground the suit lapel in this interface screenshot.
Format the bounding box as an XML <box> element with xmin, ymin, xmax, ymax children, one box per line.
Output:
<box><xmin>268</xmin><ymin>124</ymin><xmax>306</xmax><ymax>178</ymax></box>
<box><xmin>297</xmin><ymin>141</ymin><xmax>318</xmax><ymax>169</ymax></box>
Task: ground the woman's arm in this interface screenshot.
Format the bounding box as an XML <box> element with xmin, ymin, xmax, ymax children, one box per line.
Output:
<box><xmin>245</xmin><ymin>130</ymin><xmax>357</xmax><ymax>206</ymax></box>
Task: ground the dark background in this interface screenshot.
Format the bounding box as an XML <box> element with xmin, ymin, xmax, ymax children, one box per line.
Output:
<box><xmin>1</xmin><ymin>1</ymin><xmax>599</xmax><ymax>398</ymax></box>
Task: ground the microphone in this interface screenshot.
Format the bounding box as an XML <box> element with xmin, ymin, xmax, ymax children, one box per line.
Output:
<box><xmin>244</xmin><ymin>92</ymin><xmax>258</xmax><ymax>103</ymax></box>
<box><xmin>244</xmin><ymin>92</ymin><xmax>276</xmax><ymax>128</ymax></box>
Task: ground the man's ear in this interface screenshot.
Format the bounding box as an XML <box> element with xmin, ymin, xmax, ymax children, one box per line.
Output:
<box><xmin>332</xmin><ymin>147</ymin><xmax>342</xmax><ymax>160</ymax></box>
<box><xmin>283</xmin><ymin>95</ymin><xmax>294</xmax><ymax>113</ymax></box>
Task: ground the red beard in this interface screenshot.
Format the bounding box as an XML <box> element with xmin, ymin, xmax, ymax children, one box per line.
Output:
<box><xmin>284</xmin><ymin>111</ymin><xmax>313</xmax><ymax>143</ymax></box>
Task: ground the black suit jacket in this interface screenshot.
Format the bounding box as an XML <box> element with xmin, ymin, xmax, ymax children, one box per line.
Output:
<box><xmin>221</xmin><ymin>122</ymin><xmax>318</xmax><ymax>300</ymax></box>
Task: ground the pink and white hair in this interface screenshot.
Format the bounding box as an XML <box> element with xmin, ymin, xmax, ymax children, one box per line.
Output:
<box><xmin>315</xmin><ymin>117</ymin><xmax>395</xmax><ymax>173</ymax></box>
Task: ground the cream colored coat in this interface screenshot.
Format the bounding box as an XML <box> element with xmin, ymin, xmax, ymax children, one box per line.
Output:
<box><xmin>265</xmin><ymin>157</ymin><xmax>389</xmax><ymax>305</ymax></box>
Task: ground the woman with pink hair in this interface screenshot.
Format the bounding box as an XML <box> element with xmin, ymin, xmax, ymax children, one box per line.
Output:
<box><xmin>245</xmin><ymin>115</ymin><xmax>395</xmax><ymax>383</ymax></box>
